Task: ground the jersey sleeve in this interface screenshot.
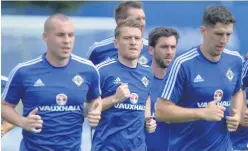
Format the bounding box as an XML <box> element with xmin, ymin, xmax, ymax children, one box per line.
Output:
<box><xmin>1</xmin><ymin>76</ymin><xmax>8</xmax><ymax>94</ymax></box>
<box><xmin>86</xmin><ymin>43</ymin><xmax>98</xmax><ymax>65</ymax></box>
<box><xmin>233</xmin><ymin>58</ymin><xmax>243</xmax><ymax>94</ymax></box>
<box><xmin>1</xmin><ymin>65</ymin><xmax>24</xmax><ymax>105</ymax></box>
<box><xmin>159</xmin><ymin>59</ymin><xmax>186</xmax><ymax>104</ymax></box>
<box><xmin>242</xmin><ymin>60</ymin><xmax>248</xmax><ymax>88</ymax></box>
<box><xmin>86</xmin><ymin>65</ymin><xmax>101</xmax><ymax>102</ymax></box>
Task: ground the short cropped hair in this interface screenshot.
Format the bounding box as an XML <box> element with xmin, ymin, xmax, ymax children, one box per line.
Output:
<box><xmin>114</xmin><ymin>18</ymin><xmax>143</xmax><ymax>39</ymax></box>
<box><xmin>114</xmin><ymin>1</ymin><xmax>143</xmax><ymax>23</ymax></box>
<box><xmin>149</xmin><ymin>27</ymin><xmax>179</xmax><ymax>47</ymax></box>
<box><xmin>44</xmin><ymin>13</ymin><xmax>70</xmax><ymax>32</ymax></box>
<box><xmin>203</xmin><ymin>5</ymin><xmax>236</xmax><ymax>27</ymax></box>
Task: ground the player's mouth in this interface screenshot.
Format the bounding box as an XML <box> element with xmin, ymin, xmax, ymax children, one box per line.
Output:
<box><xmin>62</xmin><ymin>47</ymin><xmax>71</xmax><ymax>51</ymax></box>
<box><xmin>216</xmin><ymin>45</ymin><xmax>225</xmax><ymax>51</ymax></box>
<box><xmin>129</xmin><ymin>48</ymin><xmax>138</xmax><ymax>51</ymax></box>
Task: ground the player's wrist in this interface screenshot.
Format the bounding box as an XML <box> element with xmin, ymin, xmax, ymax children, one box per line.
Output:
<box><xmin>111</xmin><ymin>95</ymin><xmax>119</xmax><ymax>104</ymax></box>
<box><xmin>19</xmin><ymin>116</ymin><xmax>28</xmax><ymax>129</ymax></box>
<box><xmin>195</xmin><ymin>108</ymin><xmax>205</xmax><ymax>120</ymax></box>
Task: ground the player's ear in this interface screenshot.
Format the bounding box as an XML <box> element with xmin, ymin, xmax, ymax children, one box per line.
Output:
<box><xmin>200</xmin><ymin>25</ymin><xmax>206</xmax><ymax>36</ymax></box>
<box><xmin>42</xmin><ymin>32</ymin><xmax>48</xmax><ymax>42</ymax></box>
<box><xmin>114</xmin><ymin>38</ymin><xmax>119</xmax><ymax>49</ymax></box>
<box><xmin>148</xmin><ymin>46</ymin><xmax>154</xmax><ymax>55</ymax></box>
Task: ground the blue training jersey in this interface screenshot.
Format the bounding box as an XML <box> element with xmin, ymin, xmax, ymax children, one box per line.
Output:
<box><xmin>1</xmin><ymin>76</ymin><xmax>8</xmax><ymax>94</ymax></box>
<box><xmin>145</xmin><ymin>76</ymin><xmax>170</xmax><ymax>151</ymax></box>
<box><xmin>86</xmin><ymin>37</ymin><xmax>152</xmax><ymax>66</ymax></box>
<box><xmin>230</xmin><ymin>59</ymin><xmax>248</xmax><ymax>150</ymax></box>
<box><xmin>159</xmin><ymin>46</ymin><xmax>243</xmax><ymax>151</ymax></box>
<box><xmin>1</xmin><ymin>54</ymin><xmax>101</xmax><ymax>151</ymax></box>
<box><xmin>92</xmin><ymin>58</ymin><xmax>153</xmax><ymax>151</ymax></box>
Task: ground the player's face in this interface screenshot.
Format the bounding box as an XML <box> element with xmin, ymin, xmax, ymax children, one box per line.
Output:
<box><xmin>126</xmin><ymin>8</ymin><xmax>146</xmax><ymax>32</ymax></box>
<box><xmin>44</xmin><ymin>19</ymin><xmax>75</xmax><ymax>60</ymax></box>
<box><xmin>152</xmin><ymin>36</ymin><xmax>177</xmax><ymax>68</ymax></box>
<box><xmin>202</xmin><ymin>23</ymin><xmax>233</xmax><ymax>56</ymax></box>
<box><xmin>115</xmin><ymin>27</ymin><xmax>143</xmax><ymax>61</ymax></box>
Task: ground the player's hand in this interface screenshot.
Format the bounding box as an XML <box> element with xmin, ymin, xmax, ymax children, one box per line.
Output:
<box><xmin>22</xmin><ymin>108</ymin><xmax>43</xmax><ymax>133</ymax></box>
<box><xmin>145</xmin><ymin>116</ymin><xmax>156</xmax><ymax>133</ymax></box>
<box><xmin>88</xmin><ymin>101</ymin><xmax>102</xmax><ymax>128</ymax></box>
<box><xmin>113</xmin><ymin>83</ymin><xmax>130</xmax><ymax>104</ymax></box>
<box><xmin>1</xmin><ymin>122</ymin><xmax>14</xmax><ymax>137</ymax></box>
<box><xmin>226</xmin><ymin>109</ymin><xmax>241</xmax><ymax>132</ymax></box>
<box><xmin>202</xmin><ymin>99</ymin><xmax>226</xmax><ymax>121</ymax></box>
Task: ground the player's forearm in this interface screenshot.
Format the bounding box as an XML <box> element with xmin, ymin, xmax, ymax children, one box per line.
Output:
<box><xmin>240</xmin><ymin>90</ymin><xmax>248</xmax><ymax>127</ymax></box>
<box><xmin>145</xmin><ymin>96</ymin><xmax>151</xmax><ymax>117</ymax></box>
<box><xmin>155</xmin><ymin>98</ymin><xmax>203</xmax><ymax>123</ymax></box>
<box><xmin>101</xmin><ymin>95</ymin><xmax>119</xmax><ymax>111</ymax></box>
<box><xmin>1</xmin><ymin>101</ymin><xmax>26</xmax><ymax>128</ymax></box>
<box><xmin>231</xmin><ymin>89</ymin><xmax>243</xmax><ymax>114</ymax></box>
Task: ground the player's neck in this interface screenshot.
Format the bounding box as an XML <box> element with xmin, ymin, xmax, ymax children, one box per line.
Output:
<box><xmin>118</xmin><ymin>55</ymin><xmax>138</xmax><ymax>68</ymax></box>
<box><xmin>45</xmin><ymin>52</ymin><xmax>70</xmax><ymax>67</ymax></box>
<box><xmin>200</xmin><ymin>44</ymin><xmax>221</xmax><ymax>62</ymax></box>
<box><xmin>151</xmin><ymin>62</ymin><xmax>166</xmax><ymax>79</ymax></box>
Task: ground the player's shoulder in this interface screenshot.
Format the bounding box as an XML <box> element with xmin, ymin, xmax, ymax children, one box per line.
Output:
<box><xmin>13</xmin><ymin>56</ymin><xmax>43</xmax><ymax>73</ymax></box>
<box><xmin>223</xmin><ymin>48</ymin><xmax>243</xmax><ymax>62</ymax></box>
<box><xmin>172</xmin><ymin>47</ymin><xmax>199</xmax><ymax>66</ymax></box>
<box><xmin>96</xmin><ymin>58</ymin><xmax>117</xmax><ymax>71</ymax></box>
<box><xmin>86</xmin><ymin>37</ymin><xmax>115</xmax><ymax>57</ymax></box>
<box><xmin>71</xmin><ymin>54</ymin><xmax>97</xmax><ymax>71</ymax></box>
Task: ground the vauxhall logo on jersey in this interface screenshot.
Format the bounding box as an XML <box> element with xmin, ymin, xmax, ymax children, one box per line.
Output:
<box><xmin>38</xmin><ymin>93</ymin><xmax>80</xmax><ymax>112</ymax></box>
<box><xmin>114</xmin><ymin>93</ymin><xmax>145</xmax><ymax>110</ymax></box>
<box><xmin>197</xmin><ymin>89</ymin><xmax>230</xmax><ymax>108</ymax></box>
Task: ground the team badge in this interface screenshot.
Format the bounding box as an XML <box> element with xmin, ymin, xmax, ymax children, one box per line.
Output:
<box><xmin>141</xmin><ymin>76</ymin><xmax>149</xmax><ymax>87</ymax></box>
<box><xmin>138</xmin><ymin>56</ymin><xmax>148</xmax><ymax>65</ymax></box>
<box><xmin>56</xmin><ymin>93</ymin><xmax>68</xmax><ymax>106</ymax></box>
<box><xmin>213</xmin><ymin>89</ymin><xmax>223</xmax><ymax>102</ymax></box>
<box><xmin>130</xmin><ymin>93</ymin><xmax>139</xmax><ymax>104</ymax></box>
<box><xmin>226</xmin><ymin>68</ymin><xmax>234</xmax><ymax>81</ymax></box>
<box><xmin>72</xmin><ymin>75</ymin><xmax>84</xmax><ymax>87</ymax></box>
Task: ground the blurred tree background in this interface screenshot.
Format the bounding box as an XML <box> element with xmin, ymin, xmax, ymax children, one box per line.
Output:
<box><xmin>2</xmin><ymin>1</ymin><xmax>88</xmax><ymax>14</ymax></box>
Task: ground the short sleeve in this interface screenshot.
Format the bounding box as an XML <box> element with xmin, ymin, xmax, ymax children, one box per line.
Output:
<box><xmin>86</xmin><ymin>65</ymin><xmax>101</xmax><ymax>101</ymax></box>
<box><xmin>2</xmin><ymin>65</ymin><xmax>24</xmax><ymax>105</ymax></box>
<box><xmin>159</xmin><ymin>59</ymin><xmax>186</xmax><ymax>104</ymax></box>
<box><xmin>232</xmin><ymin>58</ymin><xmax>243</xmax><ymax>94</ymax></box>
<box><xmin>242</xmin><ymin>60</ymin><xmax>248</xmax><ymax>88</ymax></box>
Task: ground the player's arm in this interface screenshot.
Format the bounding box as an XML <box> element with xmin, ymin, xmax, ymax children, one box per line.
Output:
<box><xmin>1</xmin><ymin>101</ymin><xmax>24</xmax><ymax>128</ymax></box>
<box><xmin>240</xmin><ymin>88</ymin><xmax>248</xmax><ymax>127</ymax></box>
<box><xmin>101</xmin><ymin>83</ymin><xmax>130</xmax><ymax>111</ymax></box>
<box><xmin>226</xmin><ymin>58</ymin><xmax>246</xmax><ymax>131</ymax></box>
<box><xmin>1</xmin><ymin>66</ymin><xmax>42</xmax><ymax>133</ymax></box>
<box><xmin>145</xmin><ymin>96</ymin><xmax>156</xmax><ymax>133</ymax></box>
<box><xmin>86</xmin><ymin>65</ymin><xmax>103</xmax><ymax>127</ymax></box>
<box><xmin>145</xmin><ymin>96</ymin><xmax>151</xmax><ymax>117</ymax></box>
<box><xmin>156</xmin><ymin>98</ymin><xmax>224</xmax><ymax>123</ymax></box>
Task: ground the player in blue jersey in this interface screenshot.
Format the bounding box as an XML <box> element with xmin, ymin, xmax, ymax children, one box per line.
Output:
<box><xmin>86</xmin><ymin>1</ymin><xmax>151</xmax><ymax>65</ymax></box>
<box><xmin>92</xmin><ymin>18</ymin><xmax>156</xmax><ymax>151</ymax></box>
<box><xmin>1</xmin><ymin>14</ymin><xmax>102</xmax><ymax>151</ymax></box>
<box><xmin>145</xmin><ymin>27</ymin><xmax>179</xmax><ymax>151</ymax></box>
<box><xmin>230</xmin><ymin>59</ymin><xmax>248</xmax><ymax>151</ymax></box>
<box><xmin>155</xmin><ymin>5</ymin><xmax>243</xmax><ymax>151</ymax></box>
